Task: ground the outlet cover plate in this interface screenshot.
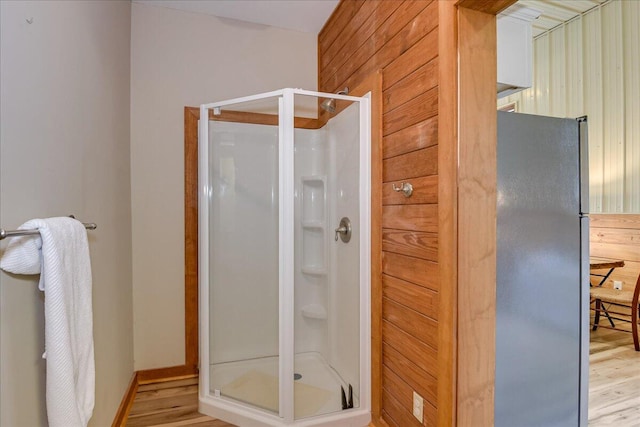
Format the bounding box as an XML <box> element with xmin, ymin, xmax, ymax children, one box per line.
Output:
<box><xmin>413</xmin><ymin>391</ymin><xmax>423</xmax><ymax>422</ymax></box>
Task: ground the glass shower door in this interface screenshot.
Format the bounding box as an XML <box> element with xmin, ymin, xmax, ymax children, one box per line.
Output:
<box><xmin>199</xmin><ymin>88</ymin><xmax>370</xmax><ymax>426</ymax></box>
<box><xmin>206</xmin><ymin>96</ymin><xmax>281</xmax><ymax>416</ymax></box>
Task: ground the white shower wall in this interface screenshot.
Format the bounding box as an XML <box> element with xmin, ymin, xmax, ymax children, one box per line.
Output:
<box><xmin>326</xmin><ymin>103</ymin><xmax>361</xmax><ymax>397</ymax></box>
<box><xmin>294</xmin><ymin>127</ymin><xmax>329</xmax><ymax>357</ymax></box>
<box><xmin>294</xmin><ymin>102</ymin><xmax>363</xmax><ymax>393</ymax></box>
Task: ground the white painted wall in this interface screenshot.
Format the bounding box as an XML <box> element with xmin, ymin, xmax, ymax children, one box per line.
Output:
<box><xmin>0</xmin><ymin>1</ymin><xmax>133</xmax><ymax>425</ymax></box>
<box><xmin>131</xmin><ymin>3</ymin><xmax>317</xmax><ymax>369</ymax></box>
<box><xmin>498</xmin><ymin>0</ymin><xmax>640</xmax><ymax>213</ymax></box>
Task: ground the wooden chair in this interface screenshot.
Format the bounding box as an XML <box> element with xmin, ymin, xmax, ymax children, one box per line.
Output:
<box><xmin>590</xmin><ymin>273</ymin><xmax>640</xmax><ymax>351</ymax></box>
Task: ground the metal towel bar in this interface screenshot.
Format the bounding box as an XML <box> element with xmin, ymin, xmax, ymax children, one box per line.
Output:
<box><xmin>0</xmin><ymin>216</ymin><xmax>96</xmax><ymax>240</ymax></box>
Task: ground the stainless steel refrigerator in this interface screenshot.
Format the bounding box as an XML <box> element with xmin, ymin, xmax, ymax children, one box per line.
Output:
<box><xmin>496</xmin><ymin>111</ymin><xmax>590</xmax><ymax>426</ymax></box>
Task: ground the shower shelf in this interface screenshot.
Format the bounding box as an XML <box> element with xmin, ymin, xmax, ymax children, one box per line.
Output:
<box><xmin>302</xmin><ymin>176</ymin><xmax>326</xmax><ymax>224</ymax></box>
<box><xmin>301</xmin><ymin>175</ymin><xmax>326</xmax><ymax>277</ymax></box>
<box><xmin>301</xmin><ymin>220</ymin><xmax>324</xmax><ymax>229</ymax></box>
<box><xmin>301</xmin><ymin>175</ymin><xmax>325</xmax><ymax>184</ymax></box>
<box><xmin>301</xmin><ymin>266</ymin><xmax>326</xmax><ymax>276</ymax></box>
<box><xmin>301</xmin><ymin>303</ymin><xmax>327</xmax><ymax>320</ymax></box>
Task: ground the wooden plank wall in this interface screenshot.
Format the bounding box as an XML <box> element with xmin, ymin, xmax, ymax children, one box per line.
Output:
<box><xmin>590</xmin><ymin>214</ymin><xmax>640</xmax><ymax>287</ymax></box>
<box><xmin>318</xmin><ymin>2</ymin><xmax>442</xmax><ymax>425</ymax></box>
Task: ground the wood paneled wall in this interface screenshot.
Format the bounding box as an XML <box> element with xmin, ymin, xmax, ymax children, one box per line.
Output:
<box><xmin>590</xmin><ymin>214</ymin><xmax>640</xmax><ymax>287</ymax></box>
<box><xmin>319</xmin><ymin>1</ymin><xmax>516</xmax><ymax>425</ymax></box>
<box><xmin>319</xmin><ymin>2</ymin><xmax>443</xmax><ymax>425</ymax></box>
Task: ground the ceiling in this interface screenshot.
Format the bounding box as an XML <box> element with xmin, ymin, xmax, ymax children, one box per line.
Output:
<box><xmin>133</xmin><ymin>0</ymin><xmax>340</xmax><ymax>34</ymax></box>
<box><xmin>516</xmin><ymin>0</ymin><xmax>609</xmax><ymax>37</ymax></box>
<box><xmin>134</xmin><ymin>0</ymin><xmax>609</xmax><ymax>39</ymax></box>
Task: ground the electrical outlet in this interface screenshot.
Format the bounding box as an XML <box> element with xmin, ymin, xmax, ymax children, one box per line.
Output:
<box><xmin>413</xmin><ymin>391</ymin><xmax>423</xmax><ymax>422</ymax></box>
<box><xmin>614</xmin><ymin>280</ymin><xmax>623</xmax><ymax>290</ymax></box>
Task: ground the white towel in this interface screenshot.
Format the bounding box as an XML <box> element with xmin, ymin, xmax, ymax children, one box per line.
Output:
<box><xmin>0</xmin><ymin>217</ymin><xmax>94</xmax><ymax>427</ymax></box>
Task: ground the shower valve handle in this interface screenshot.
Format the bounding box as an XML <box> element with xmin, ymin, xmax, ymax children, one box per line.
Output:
<box><xmin>334</xmin><ymin>217</ymin><xmax>352</xmax><ymax>243</ymax></box>
<box><xmin>335</xmin><ymin>226</ymin><xmax>347</xmax><ymax>241</ymax></box>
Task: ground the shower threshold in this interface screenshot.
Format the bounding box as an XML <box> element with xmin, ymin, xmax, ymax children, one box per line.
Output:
<box><xmin>209</xmin><ymin>352</ymin><xmax>359</xmax><ymax>419</ymax></box>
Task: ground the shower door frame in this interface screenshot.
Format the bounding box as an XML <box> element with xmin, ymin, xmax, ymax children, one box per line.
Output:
<box><xmin>198</xmin><ymin>88</ymin><xmax>371</xmax><ymax>426</ymax></box>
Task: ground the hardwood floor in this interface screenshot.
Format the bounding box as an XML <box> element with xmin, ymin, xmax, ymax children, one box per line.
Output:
<box><xmin>125</xmin><ymin>377</ymin><xmax>235</xmax><ymax>427</ymax></box>
<box><xmin>589</xmin><ymin>328</ymin><xmax>640</xmax><ymax>426</ymax></box>
<box><xmin>124</xmin><ymin>329</ymin><xmax>638</xmax><ymax>427</ymax></box>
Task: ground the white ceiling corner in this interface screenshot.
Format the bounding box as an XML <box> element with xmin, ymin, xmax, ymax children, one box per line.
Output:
<box><xmin>515</xmin><ymin>0</ymin><xmax>609</xmax><ymax>37</ymax></box>
<box><xmin>132</xmin><ymin>0</ymin><xmax>340</xmax><ymax>34</ymax></box>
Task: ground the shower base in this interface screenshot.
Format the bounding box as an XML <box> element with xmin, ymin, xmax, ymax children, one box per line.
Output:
<box><xmin>209</xmin><ymin>352</ymin><xmax>359</xmax><ymax>420</ymax></box>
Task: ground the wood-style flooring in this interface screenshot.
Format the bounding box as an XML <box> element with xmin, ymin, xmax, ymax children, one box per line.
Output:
<box><xmin>125</xmin><ymin>377</ymin><xmax>235</xmax><ymax>427</ymax></box>
<box><xmin>125</xmin><ymin>330</ymin><xmax>639</xmax><ymax>427</ymax></box>
<box><xmin>589</xmin><ymin>328</ymin><xmax>640</xmax><ymax>426</ymax></box>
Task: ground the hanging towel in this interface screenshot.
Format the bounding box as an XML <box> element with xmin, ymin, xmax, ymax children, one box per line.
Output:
<box><xmin>0</xmin><ymin>224</ymin><xmax>43</xmax><ymax>275</ymax></box>
<box><xmin>0</xmin><ymin>217</ymin><xmax>94</xmax><ymax>427</ymax></box>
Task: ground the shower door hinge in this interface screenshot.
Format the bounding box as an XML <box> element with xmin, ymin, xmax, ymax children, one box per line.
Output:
<box><xmin>341</xmin><ymin>384</ymin><xmax>353</xmax><ymax>410</ymax></box>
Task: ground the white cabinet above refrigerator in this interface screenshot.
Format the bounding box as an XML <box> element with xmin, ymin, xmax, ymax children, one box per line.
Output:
<box><xmin>497</xmin><ymin>4</ymin><xmax>541</xmax><ymax>98</ymax></box>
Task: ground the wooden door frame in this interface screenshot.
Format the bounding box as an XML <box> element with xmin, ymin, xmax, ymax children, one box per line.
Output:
<box><xmin>438</xmin><ymin>0</ymin><xmax>517</xmax><ymax>425</ymax></box>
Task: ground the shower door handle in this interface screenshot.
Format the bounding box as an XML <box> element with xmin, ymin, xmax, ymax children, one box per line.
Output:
<box><xmin>334</xmin><ymin>217</ymin><xmax>352</xmax><ymax>243</ymax></box>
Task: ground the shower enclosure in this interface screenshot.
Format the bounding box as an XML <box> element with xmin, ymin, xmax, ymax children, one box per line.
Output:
<box><xmin>198</xmin><ymin>89</ymin><xmax>371</xmax><ymax>426</ymax></box>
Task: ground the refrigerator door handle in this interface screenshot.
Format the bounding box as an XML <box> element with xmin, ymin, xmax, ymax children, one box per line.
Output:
<box><xmin>578</xmin><ymin>116</ymin><xmax>589</xmax><ymax>215</ymax></box>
